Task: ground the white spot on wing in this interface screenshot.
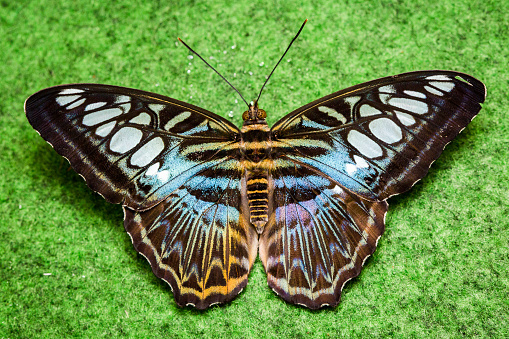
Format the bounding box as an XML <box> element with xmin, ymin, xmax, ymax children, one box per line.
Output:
<box><xmin>395</xmin><ymin>111</ymin><xmax>416</xmax><ymax>126</ymax></box>
<box><xmin>331</xmin><ymin>185</ymin><xmax>343</xmax><ymax>195</ymax></box>
<box><xmin>85</xmin><ymin>102</ymin><xmax>107</xmax><ymax>111</ymax></box>
<box><xmin>114</xmin><ymin>95</ymin><xmax>130</xmax><ymax>103</ymax></box>
<box><xmin>359</xmin><ymin>104</ymin><xmax>382</xmax><ymax>117</ymax></box>
<box><xmin>404</xmin><ymin>90</ymin><xmax>426</xmax><ymax>99</ymax></box>
<box><xmin>424</xmin><ymin>85</ymin><xmax>443</xmax><ymax>96</ymax></box>
<box><xmin>148</xmin><ymin>104</ymin><xmax>165</xmax><ymax>114</ymax></box>
<box><xmin>347</xmin><ymin>130</ymin><xmax>383</xmax><ymax>158</ymax></box>
<box><xmin>82</xmin><ymin>107</ymin><xmax>122</xmax><ymax>126</ymax></box>
<box><xmin>59</xmin><ymin>88</ymin><xmax>84</xmax><ymax>95</ymax></box>
<box><xmin>318</xmin><ymin>106</ymin><xmax>347</xmax><ymax>124</ymax></box>
<box><xmin>145</xmin><ymin>162</ymin><xmax>160</xmax><ymax>176</ymax></box>
<box><xmin>95</xmin><ymin>121</ymin><xmax>116</xmax><ymax>137</ymax></box>
<box><xmin>343</xmin><ymin>96</ymin><xmax>361</xmax><ymax>107</ymax></box>
<box><xmin>369</xmin><ymin>118</ymin><xmax>403</xmax><ymax>144</ymax></box>
<box><xmin>119</xmin><ymin>103</ymin><xmax>131</xmax><ymax>113</ymax></box>
<box><xmin>429</xmin><ymin>81</ymin><xmax>454</xmax><ymax>92</ymax></box>
<box><xmin>130</xmin><ymin>137</ymin><xmax>165</xmax><ymax>167</ymax></box>
<box><xmin>56</xmin><ymin>95</ymin><xmax>81</xmax><ymax>107</ymax></box>
<box><xmin>379</xmin><ymin>94</ymin><xmax>390</xmax><ymax>104</ymax></box>
<box><xmin>346</xmin><ymin>164</ymin><xmax>357</xmax><ymax>176</ymax></box>
<box><xmin>346</xmin><ymin>155</ymin><xmax>369</xmax><ymax>175</ymax></box>
<box><xmin>157</xmin><ymin>170</ymin><xmax>170</xmax><ymax>182</ymax></box>
<box><xmin>353</xmin><ymin>155</ymin><xmax>369</xmax><ymax>168</ymax></box>
<box><xmin>425</xmin><ymin>75</ymin><xmax>450</xmax><ymax>81</ymax></box>
<box><xmin>378</xmin><ymin>85</ymin><xmax>396</xmax><ymax>93</ymax></box>
<box><xmin>67</xmin><ymin>98</ymin><xmax>86</xmax><ymax>109</ymax></box>
<box><xmin>165</xmin><ymin>111</ymin><xmax>192</xmax><ymax>130</ymax></box>
<box><xmin>129</xmin><ymin>112</ymin><xmax>152</xmax><ymax>125</ymax></box>
<box><xmin>110</xmin><ymin>127</ymin><xmax>143</xmax><ymax>154</ymax></box>
<box><xmin>388</xmin><ymin>97</ymin><xmax>428</xmax><ymax>114</ymax></box>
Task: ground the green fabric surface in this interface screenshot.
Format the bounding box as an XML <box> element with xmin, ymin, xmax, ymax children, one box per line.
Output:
<box><xmin>1</xmin><ymin>0</ymin><xmax>507</xmax><ymax>337</ymax></box>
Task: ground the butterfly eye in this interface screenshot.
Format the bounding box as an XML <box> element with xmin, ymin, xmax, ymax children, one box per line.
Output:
<box><xmin>242</xmin><ymin>111</ymin><xmax>249</xmax><ymax>120</ymax></box>
<box><xmin>257</xmin><ymin>109</ymin><xmax>267</xmax><ymax>119</ymax></box>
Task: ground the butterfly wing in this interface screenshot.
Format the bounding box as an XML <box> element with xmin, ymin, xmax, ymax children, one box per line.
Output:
<box><xmin>123</xmin><ymin>159</ymin><xmax>257</xmax><ymax>309</ymax></box>
<box><xmin>25</xmin><ymin>84</ymin><xmax>240</xmax><ymax>208</ymax></box>
<box><xmin>259</xmin><ymin>158</ymin><xmax>387</xmax><ymax>308</ymax></box>
<box><xmin>271</xmin><ymin>71</ymin><xmax>486</xmax><ymax>200</ymax></box>
<box><xmin>261</xmin><ymin>71</ymin><xmax>486</xmax><ymax>308</ymax></box>
<box><xmin>25</xmin><ymin>84</ymin><xmax>257</xmax><ymax>308</ymax></box>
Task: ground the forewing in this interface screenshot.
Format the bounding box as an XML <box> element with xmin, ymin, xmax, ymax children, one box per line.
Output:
<box><xmin>124</xmin><ymin>159</ymin><xmax>258</xmax><ymax>309</ymax></box>
<box><xmin>25</xmin><ymin>84</ymin><xmax>240</xmax><ymax>209</ymax></box>
<box><xmin>259</xmin><ymin>158</ymin><xmax>387</xmax><ymax>308</ymax></box>
<box><xmin>271</xmin><ymin>71</ymin><xmax>486</xmax><ymax>201</ymax></box>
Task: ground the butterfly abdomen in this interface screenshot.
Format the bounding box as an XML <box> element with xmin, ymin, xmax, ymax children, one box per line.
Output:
<box><xmin>246</xmin><ymin>170</ymin><xmax>269</xmax><ymax>233</ymax></box>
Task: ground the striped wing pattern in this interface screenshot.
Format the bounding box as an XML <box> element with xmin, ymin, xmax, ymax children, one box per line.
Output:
<box><xmin>262</xmin><ymin>71</ymin><xmax>486</xmax><ymax>307</ymax></box>
<box><xmin>25</xmin><ymin>70</ymin><xmax>486</xmax><ymax>309</ymax></box>
<box><xmin>259</xmin><ymin>158</ymin><xmax>387</xmax><ymax>308</ymax></box>
<box><xmin>124</xmin><ymin>160</ymin><xmax>258</xmax><ymax>308</ymax></box>
<box><xmin>25</xmin><ymin>84</ymin><xmax>257</xmax><ymax>308</ymax></box>
<box><xmin>272</xmin><ymin>71</ymin><xmax>486</xmax><ymax>200</ymax></box>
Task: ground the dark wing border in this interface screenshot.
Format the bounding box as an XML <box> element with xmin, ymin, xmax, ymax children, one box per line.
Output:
<box><xmin>271</xmin><ymin>70</ymin><xmax>486</xmax><ymax>134</ymax></box>
<box><xmin>25</xmin><ymin>83</ymin><xmax>241</xmax><ymax>136</ymax></box>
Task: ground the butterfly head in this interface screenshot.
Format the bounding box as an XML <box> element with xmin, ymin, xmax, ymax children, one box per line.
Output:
<box><xmin>242</xmin><ymin>101</ymin><xmax>267</xmax><ymax>125</ymax></box>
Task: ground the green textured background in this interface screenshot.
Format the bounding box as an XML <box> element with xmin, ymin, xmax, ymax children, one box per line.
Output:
<box><xmin>1</xmin><ymin>0</ymin><xmax>507</xmax><ymax>337</ymax></box>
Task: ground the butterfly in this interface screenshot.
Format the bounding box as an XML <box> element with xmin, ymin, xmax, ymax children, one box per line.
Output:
<box><xmin>25</xmin><ymin>23</ymin><xmax>486</xmax><ymax>309</ymax></box>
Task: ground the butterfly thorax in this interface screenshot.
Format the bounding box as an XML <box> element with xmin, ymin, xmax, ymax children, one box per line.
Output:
<box><xmin>240</xmin><ymin>105</ymin><xmax>272</xmax><ymax>233</ymax></box>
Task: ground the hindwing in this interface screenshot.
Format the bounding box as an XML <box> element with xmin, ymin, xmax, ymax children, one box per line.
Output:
<box><xmin>124</xmin><ymin>159</ymin><xmax>258</xmax><ymax>309</ymax></box>
<box><xmin>259</xmin><ymin>158</ymin><xmax>387</xmax><ymax>308</ymax></box>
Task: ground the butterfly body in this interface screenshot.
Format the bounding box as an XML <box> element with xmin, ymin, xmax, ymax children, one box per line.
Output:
<box><xmin>239</xmin><ymin>108</ymin><xmax>272</xmax><ymax>232</ymax></box>
<box><xmin>25</xmin><ymin>70</ymin><xmax>485</xmax><ymax>309</ymax></box>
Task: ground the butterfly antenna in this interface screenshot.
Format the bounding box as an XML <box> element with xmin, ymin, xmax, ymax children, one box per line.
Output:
<box><xmin>255</xmin><ymin>19</ymin><xmax>308</xmax><ymax>105</ymax></box>
<box><xmin>178</xmin><ymin>37</ymin><xmax>250</xmax><ymax>108</ymax></box>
